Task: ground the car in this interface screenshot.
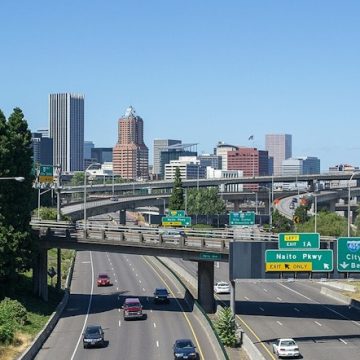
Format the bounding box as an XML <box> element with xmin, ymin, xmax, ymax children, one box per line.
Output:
<box><xmin>173</xmin><ymin>339</ymin><xmax>198</xmax><ymax>359</ymax></box>
<box><xmin>292</xmin><ymin>197</ymin><xmax>298</xmax><ymax>203</ymax></box>
<box><xmin>110</xmin><ymin>196</ymin><xmax>119</xmax><ymax>201</ymax></box>
<box><xmin>97</xmin><ymin>273</ymin><xmax>111</xmax><ymax>286</ymax></box>
<box><xmin>289</xmin><ymin>202</ymin><xmax>295</xmax><ymax>209</ymax></box>
<box><xmin>82</xmin><ymin>325</ymin><xmax>105</xmax><ymax>348</ymax></box>
<box><xmin>160</xmin><ymin>229</ymin><xmax>187</xmax><ymax>241</ymax></box>
<box><xmin>153</xmin><ymin>288</ymin><xmax>170</xmax><ymax>303</ymax></box>
<box><xmin>272</xmin><ymin>338</ymin><xmax>300</xmax><ymax>358</ymax></box>
<box><xmin>214</xmin><ymin>281</ymin><xmax>230</xmax><ymax>294</ymax></box>
<box><xmin>122</xmin><ymin>298</ymin><xmax>144</xmax><ymax>320</ymax></box>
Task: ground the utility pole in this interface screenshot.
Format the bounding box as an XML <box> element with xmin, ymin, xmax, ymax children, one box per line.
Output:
<box><xmin>54</xmin><ymin>164</ymin><xmax>62</xmax><ymax>291</ymax></box>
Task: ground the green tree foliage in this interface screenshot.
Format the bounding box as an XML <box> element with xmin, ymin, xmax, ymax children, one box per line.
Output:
<box><xmin>32</xmin><ymin>207</ymin><xmax>70</xmax><ymax>221</ymax></box>
<box><xmin>294</xmin><ymin>205</ymin><xmax>310</xmax><ymax>224</ymax></box>
<box><xmin>71</xmin><ymin>171</ymin><xmax>85</xmax><ymax>186</ymax></box>
<box><xmin>169</xmin><ymin>167</ymin><xmax>184</xmax><ymax>210</ymax></box>
<box><xmin>214</xmin><ymin>307</ymin><xmax>237</xmax><ymax>347</ymax></box>
<box><xmin>297</xmin><ymin>210</ymin><xmax>348</xmax><ymax>236</ymax></box>
<box><xmin>0</xmin><ymin>297</ymin><xmax>27</xmax><ymax>344</ymax></box>
<box><xmin>271</xmin><ymin>209</ymin><xmax>294</xmax><ymax>233</ymax></box>
<box><xmin>186</xmin><ymin>187</ymin><xmax>226</xmax><ymax>215</ymax></box>
<box><xmin>0</xmin><ymin>108</ymin><xmax>35</xmax><ymax>279</ymax></box>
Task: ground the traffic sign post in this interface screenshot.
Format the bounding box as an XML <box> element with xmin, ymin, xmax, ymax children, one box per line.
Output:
<box><xmin>265</xmin><ymin>249</ymin><xmax>333</xmax><ymax>272</ymax></box>
<box><xmin>278</xmin><ymin>233</ymin><xmax>320</xmax><ymax>249</ymax></box>
<box><xmin>167</xmin><ymin>210</ymin><xmax>186</xmax><ymax>217</ymax></box>
<box><xmin>39</xmin><ymin>165</ymin><xmax>53</xmax><ymax>183</ymax></box>
<box><xmin>161</xmin><ymin>216</ymin><xmax>191</xmax><ymax>227</ymax></box>
<box><xmin>337</xmin><ymin>237</ymin><xmax>360</xmax><ymax>272</ymax></box>
<box><xmin>229</xmin><ymin>211</ymin><xmax>255</xmax><ymax>226</ymax></box>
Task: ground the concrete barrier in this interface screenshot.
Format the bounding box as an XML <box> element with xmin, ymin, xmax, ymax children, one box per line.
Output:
<box><xmin>320</xmin><ymin>286</ymin><xmax>360</xmax><ymax>311</ymax></box>
<box><xmin>320</xmin><ymin>281</ymin><xmax>356</xmax><ymax>292</ymax></box>
<box><xmin>17</xmin><ymin>254</ymin><xmax>76</xmax><ymax>360</ymax></box>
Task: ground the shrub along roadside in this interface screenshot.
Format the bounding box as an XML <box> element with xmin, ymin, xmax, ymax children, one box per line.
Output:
<box><xmin>0</xmin><ymin>248</ymin><xmax>75</xmax><ymax>359</ymax></box>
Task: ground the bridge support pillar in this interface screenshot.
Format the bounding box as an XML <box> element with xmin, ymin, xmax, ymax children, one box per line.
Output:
<box><xmin>198</xmin><ymin>261</ymin><xmax>215</xmax><ymax>313</ymax></box>
<box><xmin>35</xmin><ymin>248</ymin><xmax>48</xmax><ymax>302</ymax></box>
<box><xmin>230</xmin><ymin>280</ymin><xmax>236</xmax><ymax>315</ymax></box>
<box><xmin>328</xmin><ymin>200</ymin><xmax>336</xmax><ymax>212</ymax></box>
<box><xmin>56</xmin><ymin>248</ymin><xmax>61</xmax><ymax>291</ymax></box>
<box><xmin>233</xmin><ymin>201</ymin><xmax>240</xmax><ymax>212</ymax></box>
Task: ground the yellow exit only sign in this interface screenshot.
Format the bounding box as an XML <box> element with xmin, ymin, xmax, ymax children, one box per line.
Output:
<box><xmin>266</xmin><ymin>262</ymin><xmax>313</xmax><ymax>272</ymax></box>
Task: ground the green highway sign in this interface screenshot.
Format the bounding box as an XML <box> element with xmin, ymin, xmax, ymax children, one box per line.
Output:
<box><xmin>337</xmin><ymin>237</ymin><xmax>360</xmax><ymax>272</ymax></box>
<box><xmin>167</xmin><ymin>210</ymin><xmax>186</xmax><ymax>217</ymax></box>
<box><xmin>265</xmin><ymin>249</ymin><xmax>333</xmax><ymax>272</ymax></box>
<box><xmin>229</xmin><ymin>211</ymin><xmax>255</xmax><ymax>226</ymax></box>
<box><xmin>278</xmin><ymin>233</ymin><xmax>320</xmax><ymax>249</ymax></box>
<box><xmin>162</xmin><ymin>216</ymin><xmax>191</xmax><ymax>227</ymax></box>
<box><xmin>39</xmin><ymin>165</ymin><xmax>53</xmax><ymax>183</ymax></box>
<box><xmin>199</xmin><ymin>253</ymin><xmax>222</xmax><ymax>261</ymax></box>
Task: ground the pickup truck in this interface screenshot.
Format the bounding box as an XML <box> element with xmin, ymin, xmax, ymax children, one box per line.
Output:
<box><xmin>122</xmin><ymin>298</ymin><xmax>144</xmax><ymax>320</ymax></box>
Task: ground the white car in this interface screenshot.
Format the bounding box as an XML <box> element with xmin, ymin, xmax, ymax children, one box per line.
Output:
<box><xmin>214</xmin><ymin>281</ymin><xmax>230</xmax><ymax>294</ymax></box>
<box><xmin>272</xmin><ymin>338</ymin><xmax>300</xmax><ymax>358</ymax></box>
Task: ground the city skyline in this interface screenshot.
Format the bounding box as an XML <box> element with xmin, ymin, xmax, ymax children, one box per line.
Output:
<box><xmin>2</xmin><ymin>1</ymin><xmax>360</xmax><ymax>171</ymax></box>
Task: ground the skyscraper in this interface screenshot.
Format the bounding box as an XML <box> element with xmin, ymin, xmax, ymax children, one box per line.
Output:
<box><xmin>153</xmin><ymin>139</ymin><xmax>181</xmax><ymax>176</ymax></box>
<box><xmin>265</xmin><ymin>134</ymin><xmax>292</xmax><ymax>176</ymax></box>
<box><xmin>113</xmin><ymin>106</ymin><xmax>149</xmax><ymax>179</ymax></box>
<box><xmin>31</xmin><ymin>132</ymin><xmax>53</xmax><ymax>165</ymax></box>
<box><xmin>49</xmin><ymin>93</ymin><xmax>84</xmax><ymax>172</ymax></box>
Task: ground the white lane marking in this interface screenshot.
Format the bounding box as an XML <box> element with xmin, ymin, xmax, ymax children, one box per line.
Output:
<box><xmin>339</xmin><ymin>338</ymin><xmax>347</xmax><ymax>345</ymax></box>
<box><xmin>276</xmin><ymin>297</ymin><xmax>282</xmax><ymax>301</ymax></box>
<box><xmin>135</xmin><ymin>273</ymin><xmax>138</xmax><ymax>277</ymax></box>
<box><xmin>244</xmin><ymin>296</ymin><xmax>250</xmax><ymax>300</ymax></box>
<box><xmin>156</xmin><ymin>340</ymin><xmax>159</xmax><ymax>348</ymax></box>
<box><xmin>150</xmin><ymin>309</ymin><xmax>153</xmax><ymax>313</ymax></box>
<box><xmin>118</xmin><ymin>308</ymin><xmax>121</xmax><ymax>312</ymax></box>
<box><xmin>276</xmin><ymin>321</ymin><xmax>283</xmax><ymax>326</ymax></box>
<box><xmin>279</xmin><ymin>283</ymin><xmax>360</xmax><ymax>327</ymax></box>
<box><xmin>314</xmin><ymin>321</ymin><xmax>322</xmax><ymax>327</ymax></box>
<box><xmin>153</xmin><ymin>322</ymin><xmax>157</xmax><ymax>328</ymax></box>
<box><xmin>119</xmin><ymin>320</ymin><xmax>121</xmax><ymax>327</ymax></box>
<box><xmin>263</xmin><ymin>289</ymin><xmax>268</xmax><ymax>292</ymax></box>
<box><xmin>294</xmin><ymin>307</ymin><xmax>300</xmax><ymax>312</ymax></box>
<box><xmin>132</xmin><ymin>268</ymin><xmax>135</xmax><ymax>271</ymax></box>
<box><xmin>115</xmin><ymin>279</ymin><xmax>118</xmax><ymax>283</ymax></box>
<box><xmin>117</xmin><ymin>287</ymin><xmax>119</xmax><ymax>291</ymax></box>
<box><xmin>259</xmin><ymin>307</ymin><xmax>265</xmax><ymax>312</ymax></box>
<box><xmin>113</xmin><ymin>273</ymin><xmax>116</xmax><ymax>277</ymax></box>
<box><xmin>143</xmin><ymin>288</ymin><xmax>146</xmax><ymax>292</ymax></box>
<box><xmin>139</xmin><ymin>280</ymin><xmax>142</xmax><ymax>284</ymax></box>
<box><xmin>81</xmin><ymin>261</ymin><xmax>90</xmax><ymax>263</ymax></box>
<box><xmin>70</xmin><ymin>252</ymin><xmax>94</xmax><ymax>360</ymax></box>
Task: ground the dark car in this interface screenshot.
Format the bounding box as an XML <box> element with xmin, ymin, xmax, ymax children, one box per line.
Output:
<box><xmin>97</xmin><ymin>273</ymin><xmax>111</xmax><ymax>286</ymax></box>
<box><xmin>153</xmin><ymin>288</ymin><xmax>170</xmax><ymax>303</ymax></box>
<box><xmin>82</xmin><ymin>325</ymin><xmax>105</xmax><ymax>348</ymax></box>
<box><xmin>173</xmin><ymin>339</ymin><xmax>198</xmax><ymax>359</ymax></box>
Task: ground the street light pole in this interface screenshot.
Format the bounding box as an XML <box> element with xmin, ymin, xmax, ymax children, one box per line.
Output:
<box><xmin>347</xmin><ymin>171</ymin><xmax>360</xmax><ymax>236</ymax></box>
<box><xmin>314</xmin><ymin>194</ymin><xmax>318</xmax><ymax>233</ymax></box>
<box><xmin>84</xmin><ymin>163</ymin><xmax>100</xmax><ymax>229</ymax></box>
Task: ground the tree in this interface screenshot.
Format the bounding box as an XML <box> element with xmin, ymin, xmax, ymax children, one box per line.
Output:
<box><xmin>294</xmin><ymin>205</ymin><xmax>310</xmax><ymax>224</ymax></box>
<box><xmin>186</xmin><ymin>187</ymin><xmax>226</xmax><ymax>215</ymax></box>
<box><xmin>214</xmin><ymin>307</ymin><xmax>237</xmax><ymax>347</ymax></box>
<box><xmin>169</xmin><ymin>167</ymin><xmax>184</xmax><ymax>210</ymax></box>
<box><xmin>0</xmin><ymin>108</ymin><xmax>35</xmax><ymax>279</ymax></box>
<box><xmin>271</xmin><ymin>209</ymin><xmax>294</xmax><ymax>233</ymax></box>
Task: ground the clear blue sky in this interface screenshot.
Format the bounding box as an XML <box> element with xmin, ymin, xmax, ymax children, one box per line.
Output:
<box><xmin>1</xmin><ymin>1</ymin><xmax>359</xmax><ymax>171</ymax></box>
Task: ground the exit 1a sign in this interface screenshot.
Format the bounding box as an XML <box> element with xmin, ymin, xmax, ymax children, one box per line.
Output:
<box><xmin>278</xmin><ymin>233</ymin><xmax>320</xmax><ymax>249</ymax></box>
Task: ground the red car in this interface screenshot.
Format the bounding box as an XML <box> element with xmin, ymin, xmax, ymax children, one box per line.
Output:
<box><xmin>97</xmin><ymin>273</ymin><xmax>111</xmax><ymax>286</ymax></box>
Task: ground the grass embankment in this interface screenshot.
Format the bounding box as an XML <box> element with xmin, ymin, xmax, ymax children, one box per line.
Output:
<box><xmin>0</xmin><ymin>249</ymin><xmax>75</xmax><ymax>360</ymax></box>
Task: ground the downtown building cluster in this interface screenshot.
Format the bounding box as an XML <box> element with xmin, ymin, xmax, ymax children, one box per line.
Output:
<box><xmin>33</xmin><ymin>93</ymin><xmax>357</xmax><ymax>185</ymax></box>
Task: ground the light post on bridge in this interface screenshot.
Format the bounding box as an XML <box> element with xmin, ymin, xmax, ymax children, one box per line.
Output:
<box><xmin>259</xmin><ymin>186</ymin><xmax>272</xmax><ymax>230</ymax></box>
<box><xmin>84</xmin><ymin>163</ymin><xmax>100</xmax><ymax>229</ymax></box>
<box><xmin>347</xmin><ymin>171</ymin><xmax>360</xmax><ymax>236</ymax></box>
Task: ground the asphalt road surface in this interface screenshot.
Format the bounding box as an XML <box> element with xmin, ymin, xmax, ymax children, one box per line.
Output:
<box><xmin>35</xmin><ymin>251</ymin><xmax>219</xmax><ymax>360</ymax></box>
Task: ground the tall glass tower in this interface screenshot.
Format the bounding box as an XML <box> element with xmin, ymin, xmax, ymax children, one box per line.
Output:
<box><xmin>49</xmin><ymin>93</ymin><xmax>84</xmax><ymax>172</ymax></box>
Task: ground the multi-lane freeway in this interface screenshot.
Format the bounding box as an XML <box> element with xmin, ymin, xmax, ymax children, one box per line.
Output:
<box><xmin>35</xmin><ymin>250</ymin><xmax>220</xmax><ymax>360</ymax></box>
<box><xmin>172</xmin><ymin>258</ymin><xmax>360</xmax><ymax>360</ymax></box>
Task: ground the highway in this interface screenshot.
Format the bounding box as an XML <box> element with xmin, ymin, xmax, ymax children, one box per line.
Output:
<box><xmin>172</xmin><ymin>258</ymin><xmax>360</xmax><ymax>360</ymax></box>
<box><xmin>35</xmin><ymin>251</ymin><xmax>220</xmax><ymax>360</ymax></box>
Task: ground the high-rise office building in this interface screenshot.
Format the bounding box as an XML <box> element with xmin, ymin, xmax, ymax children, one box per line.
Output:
<box><xmin>49</xmin><ymin>93</ymin><xmax>84</xmax><ymax>172</ymax></box>
<box><xmin>153</xmin><ymin>139</ymin><xmax>181</xmax><ymax>176</ymax></box>
<box><xmin>91</xmin><ymin>147</ymin><xmax>113</xmax><ymax>164</ymax></box>
<box><xmin>31</xmin><ymin>132</ymin><xmax>53</xmax><ymax>165</ymax></box>
<box><xmin>113</xmin><ymin>106</ymin><xmax>149</xmax><ymax>179</ymax></box>
<box><xmin>215</xmin><ymin>142</ymin><xmax>238</xmax><ymax>170</ymax></box>
<box><xmin>84</xmin><ymin>141</ymin><xmax>95</xmax><ymax>160</ymax></box>
<box><xmin>265</xmin><ymin>134</ymin><xmax>292</xmax><ymax>176</ymax></box>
